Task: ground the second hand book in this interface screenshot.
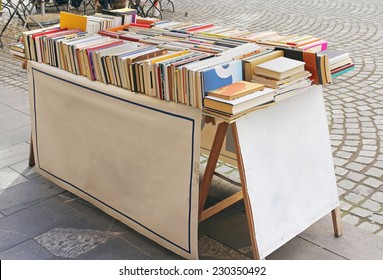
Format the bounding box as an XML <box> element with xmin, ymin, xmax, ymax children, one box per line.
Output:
<box><xmin>254</xmin><ymin>57</ymin><xmax>305</xmax><ymax>80</ymax></box>
<box><xmin>207</xmin><ymin>81</ymin><xmax>265</xmax><ymax>100</ymax></box>
<box><xmin>203</xmin><ymin>87</ymin><xmax>275</xmax><ymax>115</ymax></box>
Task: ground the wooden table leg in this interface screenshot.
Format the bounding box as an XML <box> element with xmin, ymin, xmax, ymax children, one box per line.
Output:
<box><xmin>198</xmin><ymin>121</ymin><xmax>229</xmax><ymax>221</ymax></box>
<box><xmin>331</xmin><ymin>206</ymin><xmax>343</xmax><ymax>237</ymax></box>
<box><xmin>29</xmin><ymin>135</ymin><xmax>35</xmax><ymax>167</ymax></box>
<box><xmin>231</xmin><ymin>122</ymin><xmax>261</xmax><ymax>260</ymax></box>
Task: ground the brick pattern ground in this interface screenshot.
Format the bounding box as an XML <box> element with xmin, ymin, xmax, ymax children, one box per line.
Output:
<box><xmin>1</xmin><ymin>0</ymin><xmax>382</xmax><ymax>237</ymax></box>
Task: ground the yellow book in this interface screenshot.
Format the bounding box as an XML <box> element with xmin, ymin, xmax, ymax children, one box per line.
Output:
<box><xmin>60</xmin><ymin>12</ymin><xmax>87</xmax><ymax>32</ymax></box>
<box><xmin>199</xmin><ymin>32</ymin><xmax>228</xmax><ymax>38</ymax></box>
<box><xmin>150</xmin><ymin>50</ymin><xmax>189</xmax><ymax>64</ymax></box>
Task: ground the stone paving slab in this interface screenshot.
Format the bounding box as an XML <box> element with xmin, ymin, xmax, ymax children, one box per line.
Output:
<box><xmin>300</xmin><ymin>214</ymin><xmax>383</xmax><ymax>260</ymax></box>
<box><xmin>116</xmin><ymin>230</ymin><xmax>182</xmax><ymax>260</ymax></box>
<box><xmin>0</xmin><ymin>176</ymin><xmax>65</xmax><ymax>216</ymax></box>
<box><xmin>9</xmin><ymin>159</ymin><xmax>39</xmax><ymax>179</ymax></box>
<box><xmin>0</xmin><ymin>125</ymin><xmax>30</xmax><ymax>150</ymax></box>
<box><xmin>0</xmin><ymin>164</ymin><xmax>28</xmax><ymax>187</ymax></box>
<box><xmin>0</xmin><ymin>109</ymin><xmax>30</xmax><ymax>132</ymax></box>
<box><xmin>73</xmin><ymin>235</ymin><xmax>153</xmax><ymax>260</ymax></box>
<box><xmin>198</xmin><ymin>236</ymin><xmax>251</xmax><ymax>260</ymax></box>
<box><xmin>0</xmin><ymin>239</ymin><xmax>57</xmax><ymax>260</ymax></box>
<box><xmin>0</xmin><ymin>142</ymin><xmax>29</xmax><ymax>169</ymax></box>
<box><xmin>0</xmin><ymin>85</ymin><xmax>30</xmax><ymax>112</ymax></box>
<box><xmin>0</xmin><ymin>195</ymin><xmax>88</xmax><ymax>252</ymax></box>
<box><xmin>268</xmin><ymin>236</ymin><xmax>345</xmax><ymax>260</ymax></box>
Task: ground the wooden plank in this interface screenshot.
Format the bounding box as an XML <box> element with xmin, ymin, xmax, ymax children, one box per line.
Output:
<box><xmin>231</xmin><ymin>122</ymin><xmax>261</xmax><ymax>260</ymax></box>
<box><xmin>200</xmin><ymin>191</ymin><xmax>243</xmax><ymax>222</ymax></box>
<box><xmin>331</xmin><ymin>206</ymin><xmax>343</xmax><ymax>237</ymax></box>
<box><xmin>198</xmin><ymin>121</ymin><xmax>229</xmax><ymax>220</ymax></box>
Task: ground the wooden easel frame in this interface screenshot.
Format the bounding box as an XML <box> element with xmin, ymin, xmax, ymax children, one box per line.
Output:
<box><xmin>198</xmin><ymin>118</ymin><xmax>343</xmax><ymax>260</ymax></box>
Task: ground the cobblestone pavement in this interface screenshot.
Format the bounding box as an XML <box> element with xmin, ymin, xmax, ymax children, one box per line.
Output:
<box><xmin>1</xmin><ymin>0</ymin><xmax>382</xmax><ymax>238</ymax></box>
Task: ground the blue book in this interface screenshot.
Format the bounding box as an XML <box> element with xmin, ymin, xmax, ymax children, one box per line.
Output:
<box><xmin>201</xmin><ymin>60</ymin><xmax>243</xmax><ymax>97</ymax></box>
<box><xmin>331</xmin><ymin>66</ymin><xmax>354</xmax><ymax>78</ymax></box>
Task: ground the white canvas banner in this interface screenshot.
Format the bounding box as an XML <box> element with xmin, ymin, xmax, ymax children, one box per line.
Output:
<box><xmin>236</xmin><ymin>86</ymin><xmax>339</xmax><ymax>259</ymax></box>
<box><xmin>28</xmin><ymin>62</ymin><xmax>202</xmax><ymax>259</ymax></box>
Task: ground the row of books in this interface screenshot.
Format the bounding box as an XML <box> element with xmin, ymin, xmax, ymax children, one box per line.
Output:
<box><xmin>22</xmin><ymin>10</ymin><xmax>139</xmax><ymax>62</ymax></box>
<box><xmin>320</xmin><ymin>49</ymin><xmax>355</xmax><ymax>78</ymax></box>
<box><xmin>15</xmin><ymin>14</ymin><xmax>354</xmax><ymax>118</ymax></box>
<box><xmin>149</xmin><ymin>21</ymin><xmax>328</xmax><ymax>53</ymax></box>
<box><xmin>94</xmin><ymin>19</ymin><xmax>352</xmax><ymax>87</ymax></box>
<box><xmin>18</xmin><ymin>22</ymin><xmax>268</xmax><ymax>108</ymax></box>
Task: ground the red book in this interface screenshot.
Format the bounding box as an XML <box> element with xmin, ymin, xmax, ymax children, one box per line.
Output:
<box><xmin>129</xmin><ymin>23</ymin><xmax>152</xmax><ymax>29</ymax></box>
<box><xmin>331</xmin><ymin>63</ymin><xmax>355</xmax><ymax>74</ymax></box>
<box><xmin>98</xmin><ymin>30</ymin><xmax>120</xmax><ymax>38</ymax></box>
<box><xmin>185</xmin><ymin>24</ymin><xmax>214</xmax><ymax>32</ymax></box>
<box><xmin>32</xmin><ymin>28</ymin><xmax>69</xmax><ymax>62</ymax></box>
<box><xmin>135</xmin><ymin>18</ymin><xmax>158</xmax><ymax>26</ymax></box>
<box><xmin>31</xmin><ymin>27</ymin><xmax>66</xmax><ymax>39</ymax></box>
<box><xmin>119</xmin><ymin>35</ymin><xmax>140</xmax><ymax>42</ymax></box>
<box><xmin>302</xmin><ymin>51</ymin><xmax>320</xmax><ymax>84</ymax></box>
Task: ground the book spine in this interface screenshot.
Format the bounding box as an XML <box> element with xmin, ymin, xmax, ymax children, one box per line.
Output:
<box><xmin>331</xmin><ymin>66</ymin><xmax>354</xmax><ymax>78</ymax></box>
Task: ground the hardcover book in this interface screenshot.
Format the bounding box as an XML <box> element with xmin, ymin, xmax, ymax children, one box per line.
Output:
<box><xmin>318</xmin><ymin>49</ymin><xmax>350</xmax><ymax>65</ymax></box>
<box><xmin>201</xmin><ymin>60</ymin><xmax>243</xmax><ymax>96</ymax></box>
<box><xmin>254</xmin><ymin>57</ymin><xmax>305</xmax><ymax>80</ymax></box>
<box><xmin>207</xmin><ymin>81</ymin><xmax>265</xmax><ymax>100</ymax></box>
<box><xmin>252</xmin><ymin>70</ymin><xmax>311</xmax><ymax>88</ymax></box>
<box><xmin>204</xmin><ymin>87</ymin><xmax>275</xmax><ymax>115</ymax></box>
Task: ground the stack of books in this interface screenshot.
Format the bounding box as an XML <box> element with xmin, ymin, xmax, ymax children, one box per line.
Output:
<box><xmin>253</xmin><ymin>56</ymin><xmax>312</xmax><ymax>101</ymax></box>
<box><xmin>9</xmin><ymin>42</ymin><xmax>26</xmax><ymax>61</ymax></box>
<box><xmin>242</xmin><ymin>49</ymin><xmax>284</xmax><ymax>81</ymax></box>
<box><xmin>318</xmin><ymin>50</ymin><xmax>354</xmax><ymax>78</ymax></box>
<box><xmin>203</xmin><ymin>81</ymin><xmax>275</xmax><ymax>120</ymax></box>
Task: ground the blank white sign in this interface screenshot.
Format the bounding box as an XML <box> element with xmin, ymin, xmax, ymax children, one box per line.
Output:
<box><xmin>236</xmin><ymin>86</ymin><xmax>339</xmax><ymax>259</ymax></box>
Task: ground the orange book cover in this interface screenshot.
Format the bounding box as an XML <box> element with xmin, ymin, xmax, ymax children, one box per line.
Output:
<box><xmin>104</xmin><ymin>24</ymin><xmax>131</xmax><ymax>32</ymax></box>
<box><xmin>136</xmin><ymin>17</ymin><xmax>159</xmax><ymax>25</ymax></box>
<box><xmin>302</xmin><ymin>51</ymin><xmax>320</xmax><ymax>84</ymax></box>
<box><xmin>207</xmin><ymin>81</ymin><xmax>265</xmax><ymax>100</ymax></box>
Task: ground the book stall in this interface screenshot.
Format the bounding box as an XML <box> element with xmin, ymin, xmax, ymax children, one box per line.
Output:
<box><xmin>11</xmin><ymin>9</ymin><xmax>354</xmax><ymax>259</ymax></box>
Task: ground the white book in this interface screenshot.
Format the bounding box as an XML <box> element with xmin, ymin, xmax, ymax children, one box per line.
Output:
<box><xmin>319</xmin><ymin>49</ymin><xmax>350</xmax><ymax>65</ymax></box>
<box><xmin>204</xmin><ymin>87</ymin><xmax>275</xmax><ymax>115</ymax></box>
<box><xmin>329</xmin><ymin>58</ymin><xmax>353</xmax><ymax>71</ymax></box>
<box><xmin>255</xmin><ymin>57</ymin><xmax>305</xmax><ymax>80</ymax></box>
